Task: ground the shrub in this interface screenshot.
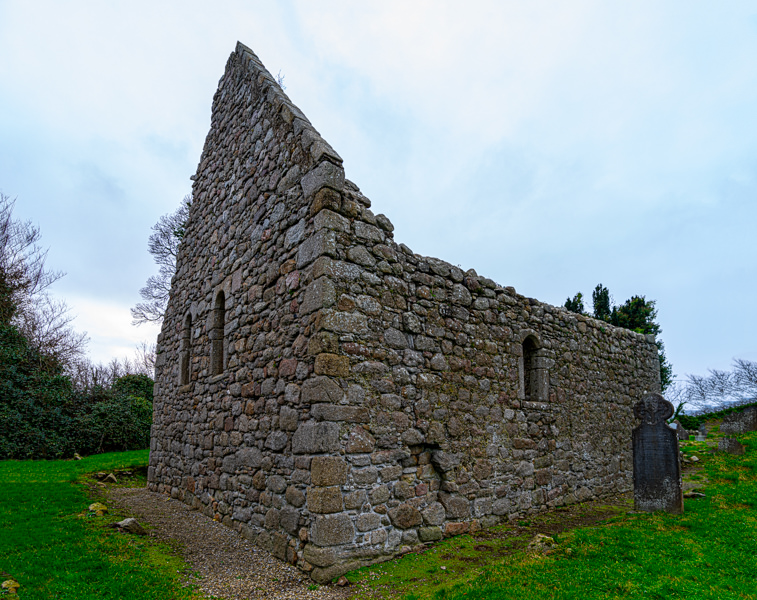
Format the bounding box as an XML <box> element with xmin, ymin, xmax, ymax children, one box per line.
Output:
<box><xmin>0</xmin><ymin>324</ymin><xmax>154</xmax><ymax>459</ymax></box>
<box><xmin>79</xmin><ymin>395</ymin><xmax>153</xmax><ymax>454</ymax></box>
<box><xmin>0</xmin><ymin>324</ymin><xmax>78</xmax><ymax>458</ymax></box>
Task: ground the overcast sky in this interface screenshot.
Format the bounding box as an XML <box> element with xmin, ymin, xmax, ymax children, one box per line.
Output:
<box><xmin>0</xmin><ymin>1</ymin><xmax>755</xmax><ymax>383</ymax></box>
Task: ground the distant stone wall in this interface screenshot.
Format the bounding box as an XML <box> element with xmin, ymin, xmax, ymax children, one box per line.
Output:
<box><xmin>148</xmin><ymin>42</ymin><xmax>661</xmax><ymax>582</ymax></box>
<box><xmin>720</xmin><ymin>407</ymin><xmax>757</xmax><ymax>435</ymax></box>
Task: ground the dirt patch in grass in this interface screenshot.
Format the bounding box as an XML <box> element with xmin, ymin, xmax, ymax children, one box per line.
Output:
<box><xmin>345</xmin><ymin>494</ymin><xmax>635</xmax><ymax>599</ymax></box>
<box><xmin>440</xmin><ymin>493</ymin><xmax>632</xmax><ymax>559</ymax></box>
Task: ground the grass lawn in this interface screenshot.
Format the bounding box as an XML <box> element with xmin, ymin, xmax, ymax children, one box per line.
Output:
<box><xmin>0</xmin><ymin>450</ymin><xmax>200</xmax><ymax>600</ymax></box>
<box><xmin>346</xmin><ymin>429</ymin><xmax>757</xmax><ymax>600</ymax></box>
<box><xmin>3</xmin><ymin>429</ymin><xmax>757</xmax><ymax>600</ymax></box>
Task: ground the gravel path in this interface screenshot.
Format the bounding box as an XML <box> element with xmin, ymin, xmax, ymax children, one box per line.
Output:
<box><xmin>107</xmin><ymin>487</ymin><xmax>348</xmax><ymax>600</ymax></box>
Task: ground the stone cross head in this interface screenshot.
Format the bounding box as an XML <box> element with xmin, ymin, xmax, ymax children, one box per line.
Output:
<box><xmin>633</xmin><ymin>392</ymin><xmax>673</xmax><ymax>426</ymax></box>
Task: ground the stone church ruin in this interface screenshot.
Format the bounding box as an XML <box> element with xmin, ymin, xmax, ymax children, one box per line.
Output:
<box><xmin>148</xmin><ymin>42</ymin><xmax>661</xmax><ymax>582</ymax></box>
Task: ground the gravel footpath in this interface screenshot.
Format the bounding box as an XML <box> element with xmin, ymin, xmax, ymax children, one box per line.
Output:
<box><xmin>107</xmin><ymin>487</ymin><xmax>349</xmax><ymax>600</ymax></box>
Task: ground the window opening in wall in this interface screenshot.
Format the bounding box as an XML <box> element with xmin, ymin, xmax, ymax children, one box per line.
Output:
<box><xmin>523</xmin><ymin>336</ymin><xmax>538</xmax><ymax>402</ymax></box>
<box><xmin>211</xmin><ymin>291</ymin><xmax>225</xmax><ymax>376</ymax></box>
<box><xmin>180</xmin><ymin>313</ymin><xmax>191</xmax><ymax>385</ymax></box>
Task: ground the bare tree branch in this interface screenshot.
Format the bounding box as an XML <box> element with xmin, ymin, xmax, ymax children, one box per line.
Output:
<box><xmin>682</xmin><ymin>359</ymin><xmax>757</xmax><ymax>414</ymax></box>
<box><xmin>0</xmin><ymin>192</ymin><xmax>88</xmax><ymax>369</ymax></box>
<box><xmin>68</xmin><ymin>342</ymin><xmax>155</xmax><ymax>391</ymax></box>
<box><xmin>20</xmin><ymin>295</ymin><xmax>88</xmax><ymax>368</ymax></box>
<box><xmin>733</xmin><ymin>358</ymin><xmax>757</xmax><ymax>401</ymax></box>
<box><xmin>135</xmin><ymin>340</ymin><xmax>156</xmax><ymax>377</ymax></box>
<box><xmin>131</xmin><ymin>195</ymin><xmax>191</xmax><ymax>325</ymax></box>
<box><xmin>0</xmin><ymin>193</ymin><xmax>63</xmax><ymax>321</ymax></box>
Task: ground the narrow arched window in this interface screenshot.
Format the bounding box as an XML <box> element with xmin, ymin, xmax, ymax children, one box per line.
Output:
<box><xmin>521</xmin><ymin>335</ymin><xmax>549</xmax><ymax>403</ymax></box>
<box><xmin>522</xmin><ymin>336</ymin><xmax>538</xmax><ymax>402</ymax></box>
<box><xmin>180</xmin><ymin>313</ymin><xmax>192</xmax><ymax>385</ymax></box>
<box><xmin>211</xmin><ymin>291</ymin><xmax>225</xmax><ymax>376</ymax></box>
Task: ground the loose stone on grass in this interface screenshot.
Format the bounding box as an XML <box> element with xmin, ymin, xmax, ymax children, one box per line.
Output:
<box><xmin>2</xmin><ymin>580</ymin><xmax>20</xmax><ymax>595</ymax></box>
<box><xmin>88</xmin><ymin>502</ymin><xmax>108</xmax><ymax>516</ymax></box>
<box><xmin>108</xmin><ymin>517</ymin><xmax>147</xmax><ymax>536</ymax></box>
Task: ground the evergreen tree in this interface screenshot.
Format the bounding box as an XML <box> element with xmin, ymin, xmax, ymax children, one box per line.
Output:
<box><xmin>565</xmin><ymin>283</ymin><xmax>673</xmax><ymax>392</ymax></box>
<box><xmin>610</xmin><ymin>295</ymin><xmax>660</xmax><ymax>334</ymax></box>
<box><xmin>592</xmin><ymin>284</ymin><xmax>612</xmax><ymax>321</ymax></box>
<box><xmin>610</xmin><ymin>295</ymin><xmax>672</xmax><ymax>390</ymax></box>
<box><xmin>0</xmin><ymin>322</ymin><xmax>77</xmax><ymax>458</ymax></box>
<box><xmin>564</xmin><ymin>292</ymin><xmax>586</xmax><ymax>314</ymax></box>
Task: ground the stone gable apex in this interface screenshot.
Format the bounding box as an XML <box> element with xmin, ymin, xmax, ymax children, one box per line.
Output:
<box><xmin>234</xmin><ymin>40</ymin><xmax>344</xmax><ymax>174</ymax></box>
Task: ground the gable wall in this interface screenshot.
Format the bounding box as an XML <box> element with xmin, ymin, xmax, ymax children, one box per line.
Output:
<box><xmin>148</xmin><ymin>43</ymin><xmax>661</xmax><ymax>582</ymax></box>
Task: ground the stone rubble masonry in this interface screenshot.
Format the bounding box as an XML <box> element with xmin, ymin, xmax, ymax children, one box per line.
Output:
<box><xmin>719</xmin><ymin>407</ymin><xmax>757</xmax><ymax>435</ymax></box>
<box><xmin>148</xmin><ymin>41</ymin><xmax>661</xmax><ymax>583</ymax></box>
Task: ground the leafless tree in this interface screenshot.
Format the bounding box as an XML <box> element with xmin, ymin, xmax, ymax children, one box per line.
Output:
<box><xmin>664</xmin><ymin>381</ymin><xmax>688</xmax><ymax>422</ymax></box>
<box><xmin>131</xmin><ymin>195</ymin><xmax>191</xmax><ymax>325</ymax></box>
<box><xmin>69</xmin><ymin>342</ymin><xmax>156</xmax><ymax>391</ymax></box>
<box><xmin>22</xmin><ymin>295</ymin><xmax>88</xmax><ymax>368</ymax></box>
<box><xmin>732</xmin><ymin>358</ymin><xmax>757</xmax><ymax>401</ymax></box>
<box><xmin>0</xmin><ymin>192</ymin><xmax>88</xmax><ymax>368</ymax></box>
<box><xmin>0</xmin><ymin>193</ymin><xmax>60</xmax><ymax>321</ymax></box>
<box><xmin>134</xmin><ymin>340</ymin><xmax>156</xmax><ymax>377</ymax></box>
<box><xmin>680</xmin><ymin>359</ymin><xmax>757</xmax><ymax>414</ymax></box>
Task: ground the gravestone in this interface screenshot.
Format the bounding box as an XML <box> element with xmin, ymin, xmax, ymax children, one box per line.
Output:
<box><xmin>694</xmin><ymin>423</ymin><xmax>707</xmax><ymax>442</ymax></box>
<box><xmin>720</xmin><ymin>407</ymin><xmax>757</xmax><ymax>435</ymax></box>
<box><xmin>633</xmin><ymin>393</ymin><xmax>683</xmax><ymax>513</ymax></box>
<box><xmin>718</xmin><ymin>437</ymin><xmax>746</xmax><ymax>455</ymax></box>
<box><xmin>672</xmin><ymin>420</ymin><xmax>689</xmax><ymax>441</ymax></box>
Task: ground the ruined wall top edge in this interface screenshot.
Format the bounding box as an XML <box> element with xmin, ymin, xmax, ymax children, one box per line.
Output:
<box><xmin>209</xmin><ymin>43</ymin><xmax>654</xmax><ymax>349</ymax></box>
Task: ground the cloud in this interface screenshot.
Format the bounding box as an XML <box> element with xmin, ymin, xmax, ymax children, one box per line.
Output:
<box><xmin>290</xmin><ymin>1</ymin><xmax>757</xmax><ymax>189</ymax></box>
<box><xmin>64</xmin><ymin>294</ymin><xmax>161</xmax><ymax>365</ymax></box>
<box><xmin>1</xmin><ymin>0</ymin><xmax>756</xmax><ymax>379</ymax></box>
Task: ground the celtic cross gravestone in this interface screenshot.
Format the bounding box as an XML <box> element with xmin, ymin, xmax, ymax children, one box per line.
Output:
<box><xmin>632</xmin><ymin>392</ymin><xmax>683</xmax><ymax>513</ymax></box>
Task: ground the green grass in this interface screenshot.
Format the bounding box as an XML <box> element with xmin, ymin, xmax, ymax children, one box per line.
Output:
<box><xmin>5</xmin><ymin>432</ymin><xmax>757</xmax><ymax>600</ymax></box>
<box><xmin>0</xmin><ymin>451</ymin><xmax>201</xmax><ymax>599</ymax></box>
<box><xmin>347</xmin><ymin>431</ymin><xmax>757</xmax><ymax>600</ymax></box>
<box><xmin>678</xmin><ymin>402</ymin><xmax>757</xmax><ymax>431</ymax></box>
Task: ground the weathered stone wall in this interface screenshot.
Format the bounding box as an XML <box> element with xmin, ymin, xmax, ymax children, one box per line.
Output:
<box><xmin>149</xmin><ymin>42</ymin><xmax>661</xmax><ymax>582</ymax></box>
<box><xmin>720</xmin><ymin>407</ymin><xmax>757</xmax><ymax>435</ymax></box>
